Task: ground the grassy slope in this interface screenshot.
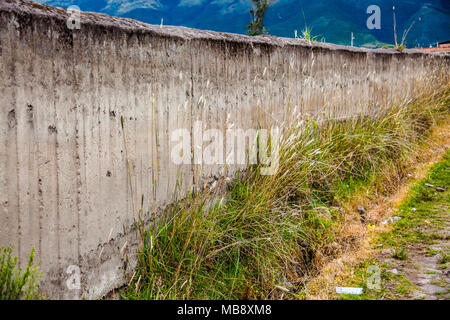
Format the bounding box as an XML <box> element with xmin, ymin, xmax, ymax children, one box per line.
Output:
<box><xmin>121</xmin><ymin>85</ymin><xmax>450</xmax><ymax>300</ymax></box>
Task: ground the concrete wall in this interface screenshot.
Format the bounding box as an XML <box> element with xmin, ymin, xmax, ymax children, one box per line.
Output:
<box><xmin>0</xmin><ymin>0</ymin><xmax>448</xmax><ymax>299</ymax></box>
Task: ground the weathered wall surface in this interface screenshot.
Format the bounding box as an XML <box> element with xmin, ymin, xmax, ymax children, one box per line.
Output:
<box><xmin>0</xmin><ymin>0</ymin><xmax>448</xmax><ymax>299</ymax></box>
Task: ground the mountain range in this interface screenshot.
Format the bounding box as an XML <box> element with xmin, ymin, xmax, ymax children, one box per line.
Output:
<box><xmin>34</xmin><ymin>0</ymin><xmax>450</xmax><ymax>47</ymax></box>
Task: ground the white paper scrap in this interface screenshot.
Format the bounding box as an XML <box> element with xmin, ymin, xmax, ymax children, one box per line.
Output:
<box><xmin>336</xmin><ymin>287</ymin><xmax>363</xmax><ymax>295</ymax></box>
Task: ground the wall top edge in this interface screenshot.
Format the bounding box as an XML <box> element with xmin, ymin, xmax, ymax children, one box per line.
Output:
<box><xmin>1</xmin><ymin>0</ymin><xmax>447</xmax><ymax>58</ymax></box>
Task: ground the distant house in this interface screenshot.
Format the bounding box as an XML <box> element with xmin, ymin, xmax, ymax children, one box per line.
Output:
<box><xmin>417</xmin><ymin>41</ymin><xmax>450</xmax><ymax>53</ymax></box>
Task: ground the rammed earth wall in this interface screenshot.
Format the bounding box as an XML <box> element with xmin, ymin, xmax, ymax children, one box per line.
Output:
<box><xmin>0</xmin><ymin>0</ymin><xmax>449</xmax><ymax>299</ymax></box>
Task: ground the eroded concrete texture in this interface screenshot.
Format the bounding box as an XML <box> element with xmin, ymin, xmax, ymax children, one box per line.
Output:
<box><xmin>0</xmin><ymin>0</ymin><xmax>449</xmax><ymax>299</ymax></box>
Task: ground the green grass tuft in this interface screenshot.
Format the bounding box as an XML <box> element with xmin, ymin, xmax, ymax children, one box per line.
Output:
<box><xmin>392</xmin><ymin>248</ymin><xmax>408</xmax><ymax>261</ymax></box>
<box><xmin>0</xmin><ymin>247</ymin><xmax>42</xmax><ymax>300</ymax></box>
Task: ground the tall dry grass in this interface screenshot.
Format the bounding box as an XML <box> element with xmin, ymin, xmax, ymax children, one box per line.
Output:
<box><xmin>122</xmin><ymin>82</ymin><xmax>449</xmax><ymax>300</ymax></box>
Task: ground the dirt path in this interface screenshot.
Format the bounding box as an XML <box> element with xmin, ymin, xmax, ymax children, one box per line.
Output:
<box><xmin>378</xmin><ymin>234</ymin><xmax>449</xmax><ymax>300</ymax></box>
<box><xmin>374</xmin><ymin>152</ymin><xmax>449</xmax><ymax>300</ymax></box>
<box><xmin>305</xmin><ymin>120</ymin><xmax>450</xmax><ymax>300</ymax></box>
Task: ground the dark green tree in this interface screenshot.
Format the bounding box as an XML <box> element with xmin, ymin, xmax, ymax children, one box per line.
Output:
<box><xmin>247</xmin><ymin>0</ymin><xmax>270</xmax><ymax>36</ymax></box>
